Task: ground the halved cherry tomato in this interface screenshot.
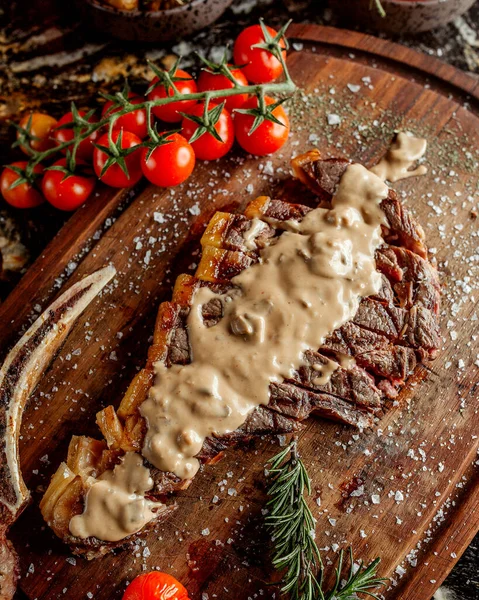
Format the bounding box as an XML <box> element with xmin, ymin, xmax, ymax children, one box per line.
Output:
<box><xmin>93</xmin><ymin>130</ymin><xmax>143</xmax><ymax>188</ymax></box>
<box><xmin>148</xmin><ymin>69</ymin><xmax>197</xmax><ymax>123</ymax></box>
<box><xmin>233</xmin><ymin>24</ymin><xmax>286</xmax><ymax>84</ymax></box>
<box><xmin>102</xmin><ymin>92</ymin><xmax>149</xmax><ymax>139</ymax></box>
<box><xmin>0</xmin><ymin>162</ymin><xmax>44</xmax><ymax>209</ymax></box>
<box><xmin>141</xmin><ymin>133</ymin><xmax>195</xmax><ymax>187</ymax></box>
<box><xmin>53</xmin><ymin>111</ymin><xmax>100</xmax><ymax>161</ymax></box>
<box><xmin>234</xmin><ymin>95</ymin><xmax>290</xmax><ymax>156</ymax></box>
<box><xmin>181</xmin><ymin>103</ymin><xmax>234</xmax><ymax>161</ymax></box>
<box><xmin>42</xmin><ymin>158</ymin><xmax>96</xmax><ymax>211</ymax></box>
<box><xmin>122</xmin><ymin>571</ymin><xmax>190</xmax><ymax>600</ymax></box>
<box><xmin>197</xmin><ymin>67</ymin><xmax>249</xmax><ymax>112</ymax></box>
<box><xmin>17</xmin><ymin>112</ymin><xmax>58</xmax><ymax>155</ymax></box>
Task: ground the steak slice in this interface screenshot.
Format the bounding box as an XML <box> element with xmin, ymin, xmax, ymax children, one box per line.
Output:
<box><xmin>292</xmin><ymin>149</ymin><xmax>428</xmax><ymax>258</ymax></box>
<box><xmin>288</xmin><ymin>351</ymin><xmax>382</xmax><ymax>412</ymax></box>
<box><xmin>322</xmin><ymin>321</ymin><xmax>417</xmax><ymax>386</ymax></box>
<box><xmin>41</xmin><ymin>150</ymin><xmax>441</xmax><ymax>559</ymax></box>
<box><xmin>376</xmin><ymin>246</ymin><xmax>440</xmax><ymax>312</ymax></box>
<box><xmin>269</xmin><ymin>382</ymin><xmax>373</xmax><ymax>429</ymax></box>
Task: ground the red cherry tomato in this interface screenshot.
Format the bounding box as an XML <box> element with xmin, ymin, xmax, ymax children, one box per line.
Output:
<box><xmin>148</xmin><ymin>69</ymin><xmax>197</xmax><ymax>123</ymax></box>
<box><xmin>41</xmin><ymin>158</ymin><xmax>96</xmax><ymax>211</ymax></box>
<box><xmin>197</xmin><ymin>67</ymin><xmax>249</xmax><ymax>112</ymax></box>
<box><xmin>141</xmin><ymin>133</ymin><xmax>195</xmax><ymax>187</ymax></box>
<box><xmin>93</xmin><ymin>130</ymin><xmax>143</xmax><ymax>188</ymax></box>
<box><xmin>102</xmin><ymin>93</ymin><xmax>149</xmax><ymax>139</ymax></box>
<box><xmin>181</xmin><ymin>103</ymin><xmax>234</xmax><ymax>161</ymax></box>
<box><xmin>53</xmin><ymin>111</ymin><xmax>100</xmax><ymax>161</ymax></box>
<box><xmin>0</xmin><ymin>162</ymin><xmax>44</xmax><ymax>209</ymax></box>
<box><xmin>122</xmin><ymin>571</ymin><xmax>190</xmax><ymax>600</ymax></box>
<box><xmin>233</xmin><ymin>24</ymin><xmax>287</xmax><ymax>84</ymax></box>
<box><xmin>234</xmin><ymin>96</ymin><xmax>290</xmax><ymax>156</ymax></box>
<box><xmin>17</xmin><ymin>112</ymin><xmax>58</xmax><ymax>155</ymax></box>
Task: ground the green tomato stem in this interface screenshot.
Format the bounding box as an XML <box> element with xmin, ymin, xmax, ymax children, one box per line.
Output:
<box><xmin>27</xmin><ymin>73</ymin><xmax>296</xmax><ymax>170</ymax></box>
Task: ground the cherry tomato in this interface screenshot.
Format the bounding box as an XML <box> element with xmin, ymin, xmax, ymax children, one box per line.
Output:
<box><xmin>93</xmin><ymin>130</ymin><xmax>143</xmax><ymax>188</ymax></box>
<box><xmin>122</xmin><ymin>571</ymin><xmax>189</xmax><ymax>600</ymax></box>
<box><xmin>17</xmin><ymin>112</ymin><xmax>58</xmax><ymax>155</ymax></box>
<box><xmin>0</xmin><ymin>162</ymin><xmax>44</xmax><ymax>209</ymax></box>
<box><xmin>41</xmin><ymin>158</ymin><xmax>96</xmax><ymax>211</ymax></box>
<box><xmin>141</xmin><ymin>133</ymin><xmax>195</xmax><ymax>187</ymax></box>
<box><xmin>53</xmin><ymin>111</ymin><xmax>100</xmax><ymax>161</ymax></box>
<box><xmin>102</xmin><ymin>93</ymin><xmax>149</xmax><ymax>139</ymax></box>
<box><xmin>181</xmin><ymin>103</ymin><xmax>234</xmax><ymax>161</ymax></box>
<box><xmin>148</xmin><ymin>69</ymin><xmax>197</xmax><ymax>123</ymax></box>
<box><xmin>197</xmin><ymin>67</ymin><xmax>249</xmax><ymax>112</ymax></box>
<box><xmin>233</xmin><ymin>24</ymin><xmax>287</xmax><ymax>84</ymax></box>
<box><xmin>234</xmin><ymin>96</ymin><xmax>290</xmax><ymax>156</ymax></box>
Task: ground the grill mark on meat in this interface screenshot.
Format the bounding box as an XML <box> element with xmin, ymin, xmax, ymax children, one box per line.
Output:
<box><xmin>288</xmin><ymin>351</ymin><xmax>382</xmax><ymax>411</ymax></box>
<box><xmin>268</xmin><ymin>382</ymin><xmax>374</xmax><ymax>429</ymax></box>
<box><xmin>322</xmin><ymin>321</ymin><xmax>418</xmax><ymax>385</ymax></box>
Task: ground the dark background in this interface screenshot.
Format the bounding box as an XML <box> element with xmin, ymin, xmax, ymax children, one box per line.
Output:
<box><xmin>1</xmin><ymin>1</ymin><xmax>478</xmax><ymax>598</ymax></box>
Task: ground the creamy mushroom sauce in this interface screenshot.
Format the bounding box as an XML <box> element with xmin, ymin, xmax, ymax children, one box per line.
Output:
<box><xmin>69</xmin><ymin>452</ymin><xmax>164</xmax><ymax>542</ymax></box>
<box><xmin>140</xmin><ymin>164</ymin><xmax>389</xmax><ymax>480</ymax></box>
<box><xmin>371</xmin><ymin>132</ymin><xmax>427</xmax><ymax>182</ymax></box>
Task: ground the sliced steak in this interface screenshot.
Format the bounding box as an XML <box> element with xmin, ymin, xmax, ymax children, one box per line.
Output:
<box><xmin>41</xmin><ymin>150</ymin><xmax>441</xmax><ymax>559</ymax></box>
<box><xmin>322</xmin><ymin>319</ymin><xmax>418</xmax><ymax>386</ymax></box>
<box><xmin>269</xmin><ymin>382</ymin><xmax>374</xmax><ymax>429</ymax></box>
<box><xmin>288</xmin><ymin>351</ymin><xmax>382</xmax><ymax>412</ymax></box>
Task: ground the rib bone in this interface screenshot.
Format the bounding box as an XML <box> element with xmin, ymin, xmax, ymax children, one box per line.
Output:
<box><xmin>0</xmin><ymin>265</ymin><xmax>116</xmax><ymax>600</ymax></box>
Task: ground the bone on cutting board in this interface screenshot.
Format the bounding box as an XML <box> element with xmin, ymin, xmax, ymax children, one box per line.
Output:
<box><xmin>0</xmin><ymin>265</ymin><xmax>116</xmax><ymax>600</ymax></box>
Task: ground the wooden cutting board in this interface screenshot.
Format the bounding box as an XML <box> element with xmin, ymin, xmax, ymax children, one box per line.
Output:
<box><xmin>1</xmin><ymin>24</ymin><xmax>478</xmax><ymax>600</ymax></box>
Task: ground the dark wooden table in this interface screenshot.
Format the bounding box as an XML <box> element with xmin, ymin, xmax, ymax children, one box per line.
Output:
<box><xmin>1</xmin><ymin>1</ymin><xmax>478</xmax><ymax>598</ymax></box>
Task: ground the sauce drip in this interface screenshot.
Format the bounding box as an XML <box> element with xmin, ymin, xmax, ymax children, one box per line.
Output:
<box><xmin>141</xmin><ymin>164</ymin><xmax>389</xmax><ymax>480</ymax></box>
<box><xmin>312</xmin><ymin>358</ymin><xmax>339</xmax><ymax>386</ymax></box>
<box><xmin>243</xmin><ymin>218</ymin><xmax>267</xmax><ymax>250</ymax></box>
<box><xmin>371</xmin><ymin>132</ymin><xmax>427</xmax><ymax>182</ymax></box>
<box><xmin>69</xmin><ymin>452</ymin><xmax>163</xmax><ymax>541</ymax></box>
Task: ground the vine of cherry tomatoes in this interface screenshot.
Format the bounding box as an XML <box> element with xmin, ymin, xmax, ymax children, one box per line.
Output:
<box><xmin>1</xmin><ymin>23</ymin><xmax>291</xmax><ymax>212</ymax></box>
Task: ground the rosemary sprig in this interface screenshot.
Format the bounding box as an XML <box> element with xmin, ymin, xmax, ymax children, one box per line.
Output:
<box><xmin>265</xmin><ymin>440</ymin><xmax>387</xmax><ymax>600</ymax></box>
<box><xmin>266</xmin><ymin>440</ymin><xmax>321</xmax><ymax>599</ymax></box>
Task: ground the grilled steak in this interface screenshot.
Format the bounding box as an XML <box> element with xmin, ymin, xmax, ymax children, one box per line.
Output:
<box><xmin>40</xmin><ymin>151</ymin><xmax>441</xmax><ymax>558</ymax></box>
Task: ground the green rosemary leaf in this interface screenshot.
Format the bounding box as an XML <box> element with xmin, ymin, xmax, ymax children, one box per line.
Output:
<box><xmin>265</xmin><ymin>441</ymin><xmax>387</xmax><ymax>600</ymax></box>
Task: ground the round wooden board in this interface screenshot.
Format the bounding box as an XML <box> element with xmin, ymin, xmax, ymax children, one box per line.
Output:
<box><xmin>2</xmin><ymin>26</ymin><xmax>478</xmax><ymax>600</ymax></box>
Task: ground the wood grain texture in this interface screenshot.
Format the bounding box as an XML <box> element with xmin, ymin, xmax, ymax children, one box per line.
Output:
<box><xmin>1</xmin><ymin>27</ymin><xmax>478</xmax><ymax>600</ymax></box>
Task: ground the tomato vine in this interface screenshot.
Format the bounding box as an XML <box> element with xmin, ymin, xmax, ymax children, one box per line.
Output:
<box><xmin>3</xmin><ymin>20</ymin><xmax>297</xmax><ymax>210</ymax></box>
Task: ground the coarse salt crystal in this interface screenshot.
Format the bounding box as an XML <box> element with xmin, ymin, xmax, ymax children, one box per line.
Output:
<box><xmin>327</xmin><ymin>114</ymin><xmax>341</xmax><ymax>126</ymax></box>
<box><xmin>189</xmin><ymin>203</ymin><xmax>201</xmax><ymax>216</ymax></box>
